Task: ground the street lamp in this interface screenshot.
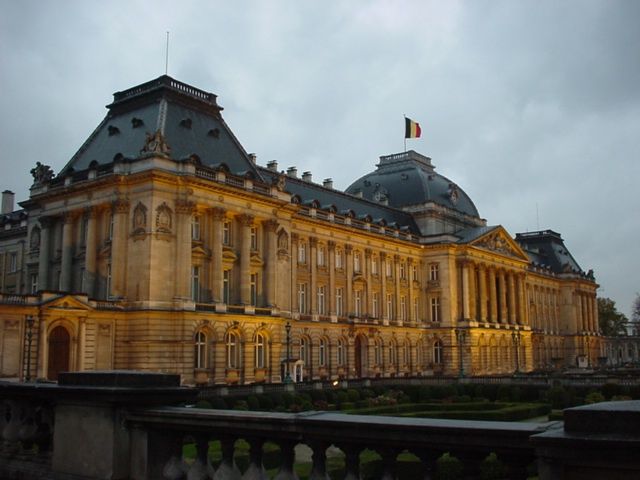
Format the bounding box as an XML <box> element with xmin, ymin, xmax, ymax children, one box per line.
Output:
<box><xmin>512</xmin><ymin>331</ymin><xmax>521</xmax><ymax>374</ymax></box>
<box><xmin>24</xmin><ymin>315</ymin><xmax>35</xmax><ymax>382</ymax></box>
<box><xmin>284</xmin><ymin>321</ymin><xmax>292</xmax><ymax>384</ymax></box>
<box><xmin>455</xmin><ymin>328</ymin><xmax>466</xmax><ymax>378</ymax></box>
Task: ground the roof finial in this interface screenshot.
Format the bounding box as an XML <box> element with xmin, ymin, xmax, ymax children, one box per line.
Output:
<box><xmin>165</xmin><ymin>31</ymin><xmax>170</xmax><ymax>75</ymax></box>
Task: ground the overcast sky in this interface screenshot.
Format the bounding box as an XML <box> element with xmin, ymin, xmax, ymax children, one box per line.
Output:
<box><xmin>1</xmin><ymin>0</ymin><xmax>638</xmax><ymax>316</ymax></box>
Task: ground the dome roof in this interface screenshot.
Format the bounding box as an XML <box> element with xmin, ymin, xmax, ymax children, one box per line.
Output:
<box><xmin>345</xmin><ymin>150</ymin><xmax>480</xmax><ymax>218</ymax></box>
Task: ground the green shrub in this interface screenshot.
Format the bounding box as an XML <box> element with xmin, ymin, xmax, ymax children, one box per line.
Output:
<box><xmin>347</xmin><ymin>389</ymin><xmax>360</xmax><ymax>402</ymax></box>
<box><xmin>585</xmin><ymin>391</ymin><xmax>605</xmax><ymax>404</ymax></box>
<box><xmin>546</xmin><ymin>386</ymin><xmax>569</xmax><ymax>409</ymax></box>
<box><xmin>194</xmin><ymin>399</ymin><xmax>212</xmax><ymax>409</ymax></box>
<box><xmin>210</xmin><ymin>397</ymin><xmax>228</xmax><ymax>409</ymax></box>
<box><xmin>418</xmin><ymin>386</ymin><xmax>433</xmax><ymax>401</ymax></box>
<box><xmin>360</xmin><ymin>388</ymin><xmax>375</xmax><ymax>399</ymax></box>
<box><xmin>436</xmin><ymin>453</ymin><xmax>463</xmax><ymax>480</ymax></box>
<box><xmin>233</xmin><ymin>400</ymin><xmax>249</xmax><ymax>411</ymax></box>
<box><xmin>611</xmin><ymin>395</ymin><xmax>632</xmax><ymax>401</ymax></box>
<box><xmin>257</xmin><ymin>394</ymin><xmax>274</xmax><ymax>410</ymax></box>
<box><xmin>310</xmin><ymin>389</ymin><xmax>327</xmax><ymax>402</ymax></box>
<box><xmin>602</xmin><ymin>383</ymin><xmax>621</xmax><ymax>399</ymax></box>
<box><xmin>336</xmin><ymin>390</ymin><xmax>349</xmax><ymax>404</ymax></box>
<box><xmin>246</xmin><ymin>395</ymin><xmax>260</xmax><ymax>410</ymax></box>
<box><xmin>479</xmin><ymin>452</ymin><xmax>506</xmax><ymax>480</ymax></box>
<box><xmin>496</xmin><ymin>385</ymin><xmax>511</xmax><ymax>402</ymax></box>
<box><xmin>339</xmin><ymin>402</ymin><xmax>355</xmax><ymax>410</ymax></box>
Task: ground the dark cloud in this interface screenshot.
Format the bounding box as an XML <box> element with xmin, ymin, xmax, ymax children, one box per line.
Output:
<box><xmin>1</xmin><ymin>0</ymin><xmax>638</xmax><ymax>314</ymax></box>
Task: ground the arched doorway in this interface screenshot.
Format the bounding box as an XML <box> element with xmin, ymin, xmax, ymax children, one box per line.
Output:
<box><xmin>48</xmin><ymin>326</ymin><xmax>70</xmax><ymax>381</ymax></box>
<box><xmin>354</xmin><ymin>335</ymin><xmax>367</xmax><ymax>378</ymax></box>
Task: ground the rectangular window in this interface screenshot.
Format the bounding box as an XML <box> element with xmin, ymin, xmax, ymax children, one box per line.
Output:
<box><xmin>354</xmin><ymin>290</ymin><xmax>362</xmax><ymax>317</ymax></box>
<box><xmin>430</xmin><ymin>263</ymin><xmax>439</xmax><ymax>281</ymax></box>
<box><xmin>319</xmin><ymin>339</ymin><xmax>326</xmax><ymax>366</ymax></box>
<box><xmin>298</xmin><ymin>283</ymin><xmax>308</xmax><ymax>313</ymax></box>
<box><xmin>250</xmin><ymin>226</ymin><xmax>258</xmax><ymax>251</ymax></box>
<box><xmin>106</xmin><ymin>264</ymin><xmax>112</xmax><ymax>298</ymax></box>
<box><xmin>30</xmin><ymin>273</ymin><xmax>38</xmax><ymax>294</ymax></box>
<box><xmin>412</xmin><ymin>264</ymin><xmax>418</xmax><ymax>282</ymax></box>
<box><xmin>400</xmin><ymin>296</ymin><xmax>407</xmax><ymax>321</ymax></box>
<box><xmin>385</xmin><ymin>260</ymin><xmax>392</xmax><ymax>278</ymax></box>
<box><xmin>191</xmin><ymin>266</ymin><xmax>200</xmax><ymax>302</ymax></box>
<box><xmin>223</xmin><ymin>269</ymin><xmax>231</xmax><ymax>303</ymax></box>
<box><xmin>8</xmin><ymin>252</ymin><xmax>17</xmax><ymax>273</ymax></box>
<box><xmin>298</xmin><ymin>242</ymin><xmax>307</xmax><ymax>264</ymax></box>
<box><xmin>223</xmin><ymin>220</ymin><xmax>231</xmax><ymax>246</ymax></box>
<box><xmin>250</xmin><ymin>273</ymin><xmax>258</xmax><ymax>306</ymax></box>
<box><xmin>371</xmin><ymin>256</ymin><xmax>378</xmax><ymax>275</ymax></box>
<box><xmin>431</xmin><ymin>297</ymin><xmax>441</xmax><ymax>322</ymax></box>
<box><xmin>372</xmin><ymin>292</ymin><xmax>379</xmax><ymax>318</ymax></box>
<box><xmin>108</xmin><ymin>213</ymin><xmax>114</xmax><ymax>241</ymax></box>
<box><xmin>192</xmin><ymin>216</ymin><xmax>201</xmax><ymax>241</ymax></box>
<box><xmin>317</xmin><ymin>285</ymin><xmax>326</xmax><ymax>315</ymax></box>
<box><xmin>386</xmin><ymin>293</ymin><xmax>394</xmax><ymax>320</ymax></box>
<box><xmin>335</xmin><ymin>249</ymin><xmax>343</xmax><ymax>269</ymax></box>
<box><xmin>354</xmin><ymin>252</ymin><xmax>361</xmax><ymax>273</ymax></box>
<box><xmin>317</xmin><ymin>246</ymin><xmax>325</xmax><ymax>267</ymax></box>
<box><xmin>337</xmin><ymin>340</ymin><xmax>345</xmax><ymax>366</ymax></box>
<box><xmin>336</xmin><ymin>287</ymin><xmax>344</xmax><ymax>316</ymax></box>
<box><xmin>80</xmin><ymin>267</ymin><xmax>85</xmax><ymax>293</ymax></box>
<box><xmin>81</xmin><ymin>217</ymin><xmax>88</xmax><ymax>246</ymax></box>
<box><xmin>400</xmin><ymin>262</ymin><xmax>406</xmax><ymax>279</ymax></box>
<box><xmin>413</xmin><ymin>298</ymin><xmax>419</xmax><ymax>321</ymax></box>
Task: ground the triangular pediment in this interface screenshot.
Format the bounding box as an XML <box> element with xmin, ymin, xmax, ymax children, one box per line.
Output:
<box><xmin>41</xmin><ymin>294</ymin><xmax>93</xmax><ymax>311</ymax></box>
<box><xmin>470</xmin><ymin>226</ymin><xmax>529</xmax><ymax>261</ymax></box>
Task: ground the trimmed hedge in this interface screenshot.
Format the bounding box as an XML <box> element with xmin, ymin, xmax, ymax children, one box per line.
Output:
<box><xmin>398</xmin><ymin>403</ymin><xmax>551</xmax><ymax>422</ymax></box>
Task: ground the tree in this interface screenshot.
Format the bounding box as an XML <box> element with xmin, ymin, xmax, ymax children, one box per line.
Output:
<box><xmin>631</xmin><ymin>293</ymin><xmax>640</xmax><ymax>335</ymax></box>
<box><xmin>597</xmin><ymin>297</ymin><xmax>628</xmax><ymax>336</ymax></box>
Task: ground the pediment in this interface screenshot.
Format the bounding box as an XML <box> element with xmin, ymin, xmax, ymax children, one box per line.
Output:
<box><xmin>222</xmin><ymin>247</ymin><xmax>238</xmax><ymax>262</ymax></box>
<box><xmin>41</xmin><ymin>294</ymin><xmax>93</xmax><ymax>311</ymax></box>
<box><xmin>192</xmin><ymin>245</ymin><xmax>210</xmax><ymax>257</ymax></box>
<box><xmin>471</xmin><ymin>227</ymin><xmax>529</xmax><ymax>261</ymax></box>
<box><xmin>250</xmin><ymin>253</ymin><xmax>264</xmax><ymax>267</ymax></box>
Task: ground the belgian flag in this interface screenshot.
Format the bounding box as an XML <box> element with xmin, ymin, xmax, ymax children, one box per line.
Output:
<box><xmin>405</xmin><ymin>117</ymin><xmax>421</xmax><ymax>139</ymax></box>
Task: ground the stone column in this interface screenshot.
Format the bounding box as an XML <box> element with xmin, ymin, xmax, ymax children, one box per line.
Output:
<box><xmin>76</xmin><ymin>317</ymin><xmax>86</xmax><ymax>371</ymax></box>
<box><xmin>239</xmin><ymin>214</ymin><xmax>254</xmax><ymax>305</ymax></box>
<box><xmin>508</xmin><ymin>272</ymin><xmax>517</xmax><ymax>324</ymax></box>
<box><xmin>365</xmin><ymin>249</ymin><xmax>372</xmax><ymax>316</ymax></box>
<box><xmin>37</xmin><ymin>216</ymin><xmax>53</xmax><ymax>291</ymax></box>
<box><xmin>380</xmin><ymin>253</ymin><xmax>388</xmax><ymax>321</ymax></box>
<box><xmin>59</xmin><ymin>212</ymin><xmax>75</xmax><ymax>292</ymax></box>
<box><xmin>210</xmin><ymin>207</ymin><xmax>225</xmax><ymax>303</ymax></box>
<box><xmin>478</xmin><ymin>264</ymin><xmax>488</xmax><ymax>322</ymax></box>
<box><xmin>498</xmin><ymin>271</ymin><xmax>508</xmax><ymax>323</ymax></box>
<box><xmin>394</xmin><ymin>255</ymin><xmax>401</xmax><ymax>321</ymax></box>
<box><xmin>309</xmin><ymin>237</ymin><xmax>317</xmax><ymax>315</ymax></box>
<box><xmin>407</xmin><ymin>258</ymin><xmax>414</xmax><ymax>322</ymax></box>
<box><xmin>591</xmin><ymin>296</ymin><xmax>598</xmax><ymax>333</ymax></box>
<box><xmin>173</xmin><ymin>200</ymin><xmax>194</xmax><ymax>300</ymax></box>
<box><xmin>264</xmin><ymin>219</ymin><xmax>278</xmax><ymax>306</ymax></box>
<box><xmin>290</xmin><ymin>233</ymin><xmax>299</xmax><ymax>313</ymax></box>
<box><xmin>468</xmin><ymin>262</ymin><xmax>477</xmax><ymax>321</ymax></box>
<box><xmin>110</xmin><ymin>199</ymin><xmax>130</xmax><ymax>298</ymax></box>
<box><xmin>517</xmin><ymin>274</ymin><xmax>526</xmax><ymax>325</ymax></box>
<box><xmin>83</xmin><ymin>207</ymin><xmax>98</xmax><ymax>297</ymax></box>
<box><xmin>489</xmin><ymin>267</ymin><xmax>497</xmax><ymax>322</ymax></box>
<box><xmin>345</xmin><ymin>244</ymin><xmax>353</xmax><ymax>316</ymax></box>
<box><xmin>461</xmin><ymin>261</ymin><xmax>470</xmax><ymax>321</ymax></box>
<box><xmin>328</xmin><ymin>241</ymin><xmax>336</xmax><ymax>315</ymax></box>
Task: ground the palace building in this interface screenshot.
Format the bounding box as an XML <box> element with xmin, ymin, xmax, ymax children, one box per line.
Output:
<box><xmin>0</xmin><ymin>76</ymin><xmax>602</xmax><ymax>384</ymax></box>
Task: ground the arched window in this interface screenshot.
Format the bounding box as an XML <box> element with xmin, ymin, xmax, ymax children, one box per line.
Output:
<box><xmin>433</xmin><ymin>339</ymin><xmax>443</xmax><ymax>365</ymax></box>
<box><xmin>226</xmin><ymin>331</ymin><xmax>241</xmax><ymax>369</ymax></box>
<box><xmin>194</xmin><ymin>331</ymin><xmax>207</xmax><ymax>368</ymax></box>
<box><xmin>337</xmin><ymin>338</ymin><xmax>345</xmax><ymax>366</ymax></box>
<box><xmin>374</xmin><ymin>339</ymin><xmax>382</xmax><ymax>365</ymax></box>
<box><xmin>319</xmin><ymin>338</ymin><xmax>327</xmax><ymax>366</ymax></box>
<box><xmin>402</xmin><ymin>341</ymin><xmax>410</xmax><ymax>365</ymax></box>
<box><xmin>255</xmin><ymin>332</ymin><xmax>267</xmax><ymax>369</ymax></box>
<box><xmin>300</xmin><ymin>337</ymin><xmax>310</xmax><ymax>365</ymax></box>
<box><xmin>389</xmin><ymin>341</ymin><xmax>397</xmax><ymax>365</ymax></box>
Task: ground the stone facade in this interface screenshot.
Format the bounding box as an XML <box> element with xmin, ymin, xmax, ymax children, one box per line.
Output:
<box><xmin>0</xmin><ymin>76</ymin><xmax>602</xmax><ymax>384</ymax></box>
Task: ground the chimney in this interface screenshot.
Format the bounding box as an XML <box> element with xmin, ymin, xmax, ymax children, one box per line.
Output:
<box><xmin>1</xmin><ymin>190</ymin><xmax>14</xmax><ymax>214</ymax></box>
<box><xmin>302</xmin><ymin>171</ymin><xmax>312</xmax><ymax>183</ymax></box>
<box><xmin>323</xmin><ymin>178</ymin><xmax>333</xmax><ymax>189</ymax></box>
<box><xmin>249</xmin><ymin>153</ymin><xmax>257</xmax><ymax>164</ymax></box>
<box><xmin>287</xmin><ymin>167</ymin><xmax>298</xmax><ymax>178</ymax></box>
<box><xmin>267</xmin><ymin>160</ymin><xmax>278</xmax><ymax>172</ymax></box>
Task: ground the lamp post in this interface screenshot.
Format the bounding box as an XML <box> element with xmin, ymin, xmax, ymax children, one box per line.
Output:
<box><xmin>512</xmin><ymin>330</ymin><xmax>521</xmax><ymax>374</ymax></box>
<box><xmin>25</xmin><ymin>315</ymin><xmax>35</xmax><ymax>382</ymax></box>
<box><xmin>284</xmin><ymin>321</ymin><xmax>292</xmax><ymax>383</ymax></box>
<box><xmin>455</xmin><ymin>328</ymin><xmax>466</xmax><ymax>378</ymax></box>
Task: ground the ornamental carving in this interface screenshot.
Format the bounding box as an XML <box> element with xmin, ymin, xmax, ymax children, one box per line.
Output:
<box><xmin>476</xmin><ymin>231</ymin><xmax>519</xmax><ymax>257</ymax></box>
<box><xmin>30</xmin><ymin>162</ymin><xmax>54</xmax><ymax>184</ymax></box>
<box><xmin>272</xmin><ymin>174</ymin><xmax>286</xmax><ymax>191</ymax></box>
<box><xmin>175</xmin><ymin>199</ymin><xmax>196</xmax><ymax>214</ymax></box>
<box><xmin>277</xmin><ymin>229</ymin><xmax>289</xmax><ymax>252</ymax></box>
<box><xmin>30</xmin><ymin>226</ymin><xmax>41</xmax><ymax>251</ymax></box>
<box><xmin>140</xmin><ymin>130</ymin><xmax>171</xmax><ymax>157</ymax></box>
<box><xmin>132</xmin><ymin>202</ymin><xmax>147</xmax><ymax>234</ymax></box>
<box><xmin>156</xmin><ymin>202</ymin><xmax>173</xmax><ymax>233</ymax></box>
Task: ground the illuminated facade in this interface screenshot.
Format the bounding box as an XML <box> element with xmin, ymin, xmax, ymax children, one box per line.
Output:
<box><xmin>0</xmin><ymin>76</ymin><xmax>602</xmax><ymax>383</ymax></box>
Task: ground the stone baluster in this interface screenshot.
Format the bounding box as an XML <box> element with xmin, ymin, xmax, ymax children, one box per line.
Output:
<box><xmin>379</xmin><ymin>447</ymin><xmax>399</xmax><ymax>480</ymax></box>
<box><xmin>188</xmin><ymin>433</ymin><xmax>211</xmax><ymax>480</ymax></box>
<box><xmin>244</xmin><ymin>437</ymin><xmax>267</xmax><ymax>480</ymax></box>
<box><xmin>214</xmin><ymin>437</ymin><xmax>242</xmax><ymax>480</ymax></box>
<box><xmin>161</xmin><ymin>435</ymin><xmax>186</xmax><ymax>480</ymax></box>
<box><xmin>309</xmin><ymin>441</ymin><xmax>330</xmax><ymax>480</ymax></box>
<box><xmin>341</xmin><ymin>445</ymin><xmax>361</xmax><ymax>480</ymax></box>
<box><xmin>417</xmin><ymin>449</ymin><xmax>442</xmax><ymax>480</ymax></box>
<box><xmin>274</xmin><ymin>440</ymin><xmax>298</xmax><ymax>480</ymax></box>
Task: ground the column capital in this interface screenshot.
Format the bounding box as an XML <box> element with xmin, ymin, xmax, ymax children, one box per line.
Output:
<box><xmin>380</xmin><ymin>252</ymin><xmax>387</xmax><ymax>260</ymax></box>
<box><xmin>112</xmin><ymin>198</ymin><xmax>130</xmax><ymax>214</ymax></box>
<box><xmin>327</xmin><ymin>240</ymin><xmax>336</xmax><ymax>251</ymax></box>
<box><xmin>344</xmin><ymin>244</ymin><xmax>353</xmax><ymax>254</ymax></box>
<box><xmin>210</xmin><ymin>206</ymin><xmax>226</xmax><ymax>220</ymax></box>
<box><xmin>38</xmin><ymin>215</ymin><xmax>55</xmax><ymax>228</ymax></box>
<box><xmin>291</xmin><ymin>232</ymin><xmax>299</xmax><ymax>244</ymax></box>
<box><xmin>263</xmin><ymin>219</ymin><xmax>279</xmax><ymax>232</ymax></box>
<box><xmin>309</xmin><ymin>236</ymin><xmax>318</xmax><ymax>248</ymax></box>
<box><xmin>364</xmin><ymin>248</ymin><xmax>372</xmax><ymax>258</ymax></box>
<box><xmin>84</xmin><ymin>206</ymin><xmax>98</xmax><ymax>218</ymax></box>
<box><xmin>175</xmin><ymin>199</ymin><xmax>196</xmax><ymax>214</ymax></box>
<box><xmin>238</xmin><ymin>213</ymin><xmax>255</xmax><ymax>227</ymax></box>
<box><xmin>393</xmin><ymin>254</ymin><xmax>401</xmax><ymax>263</ymax></box>
<box><xmin>62</xmin><ymin>211</ymin><xmax>79</xmax><ymax>224</ymax></box>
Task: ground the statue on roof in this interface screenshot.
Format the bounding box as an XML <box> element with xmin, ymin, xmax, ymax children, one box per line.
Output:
<box><xmin>140</xmin><ymin>130</ymin><xmax>171</xmax><ymax>157</ymax></box>
<box><xmin>30</xmin><ymin>162</ymin><xmax>54</xmax><ymax>185</ymax></box>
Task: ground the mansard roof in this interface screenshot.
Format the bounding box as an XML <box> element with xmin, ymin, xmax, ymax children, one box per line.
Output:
<box><xmin>258</xmin><ymin>167</ymin><xmax>420</xmax><ymax>235</ymax></box>
<box><xmin>59</xmin><ymin>75</ymin><xmax>261</xmax><ymax>179</ymax></box>
<box><xmin>515</xmin><ymin>230</ymin><xmax>592</xmax><ymax>277</ymax></box>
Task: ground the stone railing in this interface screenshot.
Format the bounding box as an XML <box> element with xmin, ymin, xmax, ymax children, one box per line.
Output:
<box><xmin>1</xmin><ymin>372</ymin><xmax>639</xmax><ymax>480</ymax></box>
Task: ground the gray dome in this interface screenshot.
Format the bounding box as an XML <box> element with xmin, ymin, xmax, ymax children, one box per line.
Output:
<box><xmin>345</xmin><ymin>150</ymin><xmax>480</xmax><ymax>218</ymax></box>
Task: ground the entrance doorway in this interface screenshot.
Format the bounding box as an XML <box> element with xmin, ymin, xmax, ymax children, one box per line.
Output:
<box><xmin>48</xmin><ymin>326</ymin><xmax>70</xmax><ymax>381</ymax></box>
<box><xmin>355</xmin><ymin>336</ymin><xmax>366</xmax><ymax>377</ymax></box>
